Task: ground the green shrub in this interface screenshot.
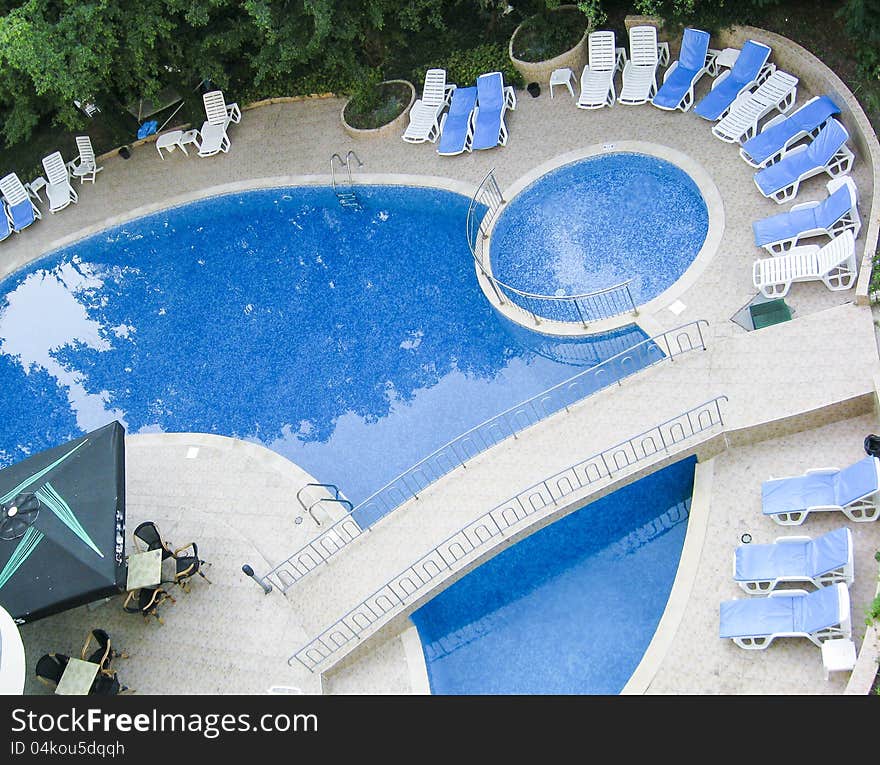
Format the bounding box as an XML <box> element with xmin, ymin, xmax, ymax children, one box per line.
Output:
<box><xmin>511</xmin><ymin>6</ymin><xmax>588</xmax><ymax>62</ymax></box>
<box><xmin>414</xmin><ymin>43</ymin><xmax>524</xmax><ymax>90</ymax></box>
<box><xmin>343</xmin><ymin>70</ymin><xmax>412</xmax><ymax>129</ymax></box>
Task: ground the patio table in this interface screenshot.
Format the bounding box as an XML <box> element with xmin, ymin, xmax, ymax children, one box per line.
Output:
<box><xmin>55</xmin><ymin>658</ymin><xmax>100</xmax><ymax>695</ymax></box>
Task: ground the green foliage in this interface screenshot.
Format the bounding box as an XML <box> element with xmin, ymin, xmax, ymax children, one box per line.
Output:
<box><xmin>511</xmin><ymin>6</ymin><xmax>587</xmax><ymax>62</ymax></box>
<box><xmin>415</xmin><ymin>42</ymin><xmax>524</xmax><ymax>90</ymax></box>
<box><xmin>576</xmin><ymin>0</ymin><xmax>607</xmax><ymax>28</ymax></box>
<box><xmin>630</xmin><ymin>0</ymin><xmax>781</xmax><ymax>31</ymax></box>
<box><xmin>343</xmin><ymin>72</ymin><xmax>412</xmax><ymax>129</ymax></box>
<box><xmin>870</xmin><ymin>251</ymin><xmax>880</xmax><ymax>301</ymax></box>
<box><xmin>839</xmin><ymin>0</ymin><xmax>880</xmax><ymax>81</ymax></box>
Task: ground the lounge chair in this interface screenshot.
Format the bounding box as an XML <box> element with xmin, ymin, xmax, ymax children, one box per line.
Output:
<box><xmin>41</xmin><ymin>151</ymin><xmax>78</xmax><ymax>213</ymax></box>
<box><xmin>0</xmin><ymin>200</ymin><xmax>11</xmax><ymax>242</ymax></box>
<box><xmin>733</xmin><ymin>527</ymin><xmax>854</xmax><ymax>594</ymax></box>
<box><xmin>403</xmin><ymin>68</ymin><xmax>456</xmax><ymax>144</ymax></box>
<box><xmin>198</xmin><ymin>90</ymin><xmax>241</xmax><ymax>157</ymax></box>
<box><xmin>711</xmin><ymin>70</ymin><xmax>798</xmax><ymax>144</ymax></box>
<box><xmin>719</xmin><ymin>582</ymin><xmax>851</xmax><ymax>649</ymax></box>
<box><xmin>618</xmin><ymin>25</ymin><xmax>665</xmax><ymax>106</ymax></box>
<box><xmin>694</xmin><ymin>40</ymin><xmax>773</xmax><ymax>121</ymax></box>
<box><xmin>753</xmin><ymin>175</ymin><xmax>860</xmax><ymax>255</ymax></box>
<box><xmin>739</xmin><ymin>94</ymin><xmax>841</xmax><ymax>168</ymax></box>
<box><xmin>577</xmin><ymin>30</ymin><xmax>622</xmax><ymax>109</ymax></box>
<box><xmin>752</xmin><ymin>228</ymin><xmax>856</xmax><ymax>299</ymax></box>
<box><xmin>761</xmin><ymin>452</ymin><xmax>880</xmax><ymax>525</ymax></box>
<box><xmin>470</xmin><ymin>72</ymin><xmax>517</xmax><ymax>151</ymax></box>
<box><xmin>651</xmin><ymin>28</ymin><xmax>712</xmax><ymax>112</ymax></box>
<box><xmin>753</xmin><ymin>117</ymin><xmax>854</xmax><ymax>204</ymax></box>
<box><xmin>437</xmin><ymin>86</ymin><xmax>477</xmax><ymax>156</ymax></box>
<box><xmin>66</xmin><ymin>135</ymin><xmax>103</xmax><ymax>184</ymax></box>
<box><xmin>0</xmin><ymin>173</ymin><xmax>42</xmax><ymax>231</ymax></box>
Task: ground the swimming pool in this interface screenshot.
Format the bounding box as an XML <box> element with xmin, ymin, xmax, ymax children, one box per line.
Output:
<box><xmin>410</xmin><ymin>455</ymin><xmax>696</xmax><ymax>694</ymax></box>
<box><xmin>0</xmin><ymin>185</ymin><xmax>655</xmax><ymax>514</ymax></box>
<box><xmin>489</xmin><ymin>153</ymin><xmax>709</xmax><ymax>318</ymax></box>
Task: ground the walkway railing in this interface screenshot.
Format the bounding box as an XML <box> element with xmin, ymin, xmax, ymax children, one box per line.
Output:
<box><xmin>466</xmin><ymin>169</ymin><xmax>638</xmax><ymax>328</ymax></box>
<box><xmin>289</xmin><ymin>395</ymin><xmax>729</xmax><ymax>673</ymax></box>
<box><xmin>260</xmin><ymin>320</ymin><xmax>709</xmax><ymax>593</ymax></box>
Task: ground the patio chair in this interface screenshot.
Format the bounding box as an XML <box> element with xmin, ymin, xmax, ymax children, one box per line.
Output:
<box><xmin>754</xmin><ymin>117</ymin><xmax>854</xmax><ymax>204</ymax></box>
<box><xmin>711</xmin><ymin>69</ymin><xmax>799</xmax><ymax>144</ymax></box>
<box><xmin>617</xmin><ymin>25</ymin><xmax>664</xmax><ymax>106</ymax></box>
<box><xmin>90</xmin><ymin>672</ymin><xmax>130</xmax><ymax>695</ymax></box>
<box><xmin>402</xmin><ymin>68</ymin><xmax>456</xmax><ymax>144</ymax></box>
<box><xmin>752</xmin><ymin>228</ymin><xmax>857</xmax><ymax>299</ymax></box>
<box><xmin>123</xmin><ymin>586</ymin><xmax>176</xmax><ymax>624</ymax></box>
<box><xmin>470</xmin><ymin>72</ymin><xmax>517</xmax><ymax>151</ymax></box>
<box><xmin>719</xmin><ymin>582</ymin><xmax>851</xmax><ymax>649</ymax></box>
<box><xmin>739</xmin><ymin>94</ymin><xmax>841</xmax><ymax>168</ymax></box>
<box><xmin>437</xmin><ymin>86</ymin><xmax>477</xmax><ymax>156</ymax></box>
<box><xmin>132</xmin><ymin>520</ymin><xmax>175</xmax><ymax>560</ymax></box>
<box><xmin>41</xmin><ymin>151</ymin><xmax>78</xmax><ymax>213</ymax></box>
<box><xmin>576</xmin><ymin>30</ymin><xmax>622</xmax><ymax>110</ymax></box>
<box><xmin>651</xmin><ymin>27</ymin><xmax>712</xmax><ymax>112</ymax></box>
<box><xmin>733</xmin><ymin>527</ymin><xmax>854</xmax><ymax>594</ymax></box>
<box><xmin>169</xmin><ymin>541</ymin><xmax>212</xmax><ymax>592</ymax></box>
<box><xmin>81</xmin><ymin>628</ymin><xmax>129</xmax><ymax>675</ymax></box>
<box><xmin>198</xmin><ymin>90</ymin><xmax>240</xmax><ymax>157</ymax></box>
<box><xmin>66</xmin><ymin>136</ymin><xmax>103</xmax><ymax>184</ymax></box>
<box><xmin>694</xmin><ymin>39</ymin><xmax>773</xmax><ymax>121</ymax></box>
<box><xmin>761</xmin><ymin>452</ymin><xmax>880</xmax><ymax>525</ymax></box>
<box><xmin>0</xmin><ymin>173</ymin><xmax>42</xmax><ymax>232</ymax></box>
<box><xmin>203</xmin><ymin>89</ymin><xmax>241</xmax><ymax>128</ymax></box>
<box><xmin>35</xmin><ymin>653</ymin><xmax>69</xmax><ymax>689</ymax></box>
<box><xmin>752</xmin><ymin>175</ymin><xmax>860</xmax><ymax>255</ymax></box>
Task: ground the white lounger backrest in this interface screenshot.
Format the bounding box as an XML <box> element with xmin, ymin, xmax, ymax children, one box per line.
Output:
<box><xmin>588</xmin><ymin>31</ymin><xmax>617</xmax><ymax>72</ymax></box>
<box><xmin>75</xmin><ymin>136</ymin><xmax>96</xmax><ymax>167</ymax></box>
<box><xmin>628</xmin><ymin>26</ymin><xmax>658</xmax><ymax>67</ymax></box>
<box><xmin>203</xmin><ymin>91</ymin><xmax>231</xmax><ymax>126</ymax></box>
<box><xmin>42</xmin><ymin>152</ymin><xmax>69</xmax><ymax>185</ymax></box>
<box><xmin>816</xmin><ymin>229</ymin><xmax>855</xmax><ymax>275</ymax></box>
<box><xmin>422</xmin><ymin>69</ymin><xmax>448</xmax><ymax>107</ymax></box>
<box><xmin>0</xmin><ymin>173</ymin><xmax>28</xmax><ymax>207</ymax></box>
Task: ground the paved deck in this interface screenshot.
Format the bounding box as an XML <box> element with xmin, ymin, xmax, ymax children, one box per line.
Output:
<box><xmin>10</xmin><ymin>66</ymin><xmax>880</xmax><ymax>695</ymax></box>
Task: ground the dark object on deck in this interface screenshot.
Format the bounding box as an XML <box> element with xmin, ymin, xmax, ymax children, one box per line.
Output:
<box><xmin>118</xmin><ymin>146</ymin><xmax>131</xmax><ymax>159</ymax></box>
<box><xmin>864</xmin><ymin>434</ymin><xmax>880</xmax><ymax>458</ymax></box>
<box><xmin>527</xmin><ymin>82</ymin><xmax>541</xmax><ymax>97</ymax></box>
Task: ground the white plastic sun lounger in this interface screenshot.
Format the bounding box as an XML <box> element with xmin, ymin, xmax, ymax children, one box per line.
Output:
<box><xmin>198</xmin><ymin>90</ymin><xmax>241</xmax><ymax>157</ymax></box>
<box><xmin>0</xmin><ymin>172</ymin><xmax>41</xmax><ymax>231</ymax></box>
<box><xmin>719</xmin><ymin>582</ymin><xmax>851</xmax><ymax>649</ymax></box>
<box><xmin>617</xmin><ymin>25</ymin><xmax>664</xmax><ymax>106</ymax></box>
<box><xmin>754</xmin><ymin>118</ymin><xmax>854</xmax><ymax>204</ymax></box>
<box><xmin>66</xmin><ymin>135</ymin><xmax>103</xmax><ymax>184</ymax></box>
<box><xmin>761</xmin><ymin>453</ymin><xmax>880</xmax><ymax>526</ymax></box>
<box><xmin>711</xmin><ymin>70</ymin><xmax>798</xmax><ymax>144</ymax></box>
<box><xmin>694</xmin><ymin>39</ymin><xmax>773</xmax><ymax>122</ymax></box>
<box><xmin>752</xmin><ymin>228</ymin><xmax>856</xmax><ymax>299</ymax></box>
<box><xmin>733</xmin><ymin>527</ymin><xmax>854</xmax><ymax>594</ymax></box>
<box><xmin>41</xmin><ymin>151</ymin><xmax>78</xmax><ymax>213</ymax></box>
<box><xmin>403</xmin><ymin>68</ymin><xmax>456</xmax><ymax>144</ymax></box>
<box><xmin>739</xmin><ymin>94</ymin><xmax>841</xmax><ymax>168</ymax></box>
<box><xmin>651</xmin><ymin>28</ymin><xmax>712</xmax><ymax>112</ymax></box>
<box><xmin>753</xmin><ymin>175</ymin><xmax>860</xmax><ymax>255</ymax></box>
<box><xmin>577</xmin><ymin>31</ymin><xmax>622</xmax><ymax>110</ymax></box>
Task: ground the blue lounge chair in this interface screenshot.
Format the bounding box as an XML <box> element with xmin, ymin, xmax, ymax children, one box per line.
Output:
<box><xmin>739</xmin><ymin>94</ymin><xmax>841</xmax><ymax>168</ymax></box>
<box><xmin>719</xmin><ymin>582</ymin><xmax>851</xmax><ymax>649</ymax></box>
<box><xmin>437</xmin><ymin>86</ymin><xmax>477</xmax><ymax>156</ymax></box>
<box><xmin>694</xmin><ymin>40</ymin><xmax>772</xmax><ymax>121</ymax></box>
<box><xmin>471</xmin><ymin>72</ymin><xmax>517</xmax><ymax>151</ymax></box>
<box><xmin>651</xmin><ymin>28</ymin><xmax>711</xmax><ymax>112</ymax></box>
<box><xmin>733</xmin><ymin>527</ymin><xmax>854</xmax><ymax>594</ymax></box>
<box><xmin>0</xmin><ymin>172</ymin><xmax>41</xmax><ymax>232</ymax></box>
<box><xmin>753</xmin><ymin>117</ymin><xmax>854</xmax><ymax>204</ymax></box>
<box><xmin>761</xmin><ymin>454</ymin><xmax>880</xmax><ymax>525</ymax></box>
<box><xmin>753</xmin><ymin>175</ymin><xmax>860</xmax><ymax>255</ymax></box>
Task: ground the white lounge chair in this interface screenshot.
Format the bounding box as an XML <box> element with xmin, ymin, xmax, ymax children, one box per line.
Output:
<box><xmin>752</xmin><ymin>228</ymin><xmax>856</xmax><ymax>299</ymax></box>
<box><xmin>470</xmin><ymin>72</ymin><xmax>517</xmax><ymax>151</ymax></box>
<box><xmin>617</xmin><ymin>25</ymin><xmax>664</xmax><ymax>106</ymax></box>
<box><xmin>576</xmin><ymin>31</ymin><xmax>622</xmax><ymax>110</ymax></box>
<box><xmin>651</xmin><ymin>27</ymin><xmax>712</xmax><ymax>112</ymax></box>
<box><xmin>198</xmin><ymin>90</ymin><xmax>240</xmax><ymax>157</ymax></box>
<box><xmin>719</xmin><ymin>582</ymin><xmax>851</xmax><ymax>649</ymax></box>
<box><xmin>733</xmin><ymin>527</ymin><xmax>854</xmax><ymax>594</ymax></box>
<box><xmin>754</xmin><ymin>117</ymin><xmax>854</xmax><ymax>204</ymax></box>
<box><xmin>0</xmin><ymin>172</ymin><xmax>41</xmax><ymax>231</ymax></box>
<box><xmin>711</xmin><ymin>70</ymin><xmax>798</xmax><ymax>144</ymax></box>
<box><xmin>694</xmin><ymin>39</ymin><xmax>773</xmax><ymax>122</ymax></box>
<box><xmin>739</xmin><ymin>94</ymin><xmax>841</xmax><ymax>168</ymax></box>
<box><xmin>403</xmin><ymin>68</ymin><xmax>456</xmax><ymax>144</ymax></box>
<box><xmin>753</xmin><ymin>175</ymin><xmax>860</xmax><ymax>255</ymax></box>
<box><xmin>761</xmin><ymin>452</ymin><xmax>880</xmax><ymax>526</ymax></box>
<box><xmin>66</xmin><ymin>135</ymin><xmax>103</xmax><ymax>184</ymax></box>
<box><xmin>41</xmin><ymin>151</ymin><xmax>78</xmax><ymax>213</ymax></box>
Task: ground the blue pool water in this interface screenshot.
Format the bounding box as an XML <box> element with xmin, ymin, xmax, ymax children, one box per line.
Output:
<box><xmin>0</xmin><ymin>185</ymin><xmax>654</xmax><ymax>514</ymax></box>
<box><xmin>410</xmin><ymin>456</ymin><xmax>696</xmax><ymax>694</ymax></box>
<box><xmin>490</xmin><ymin>153</ymin><xmax>709</xmax><ymax>309</ymax></box>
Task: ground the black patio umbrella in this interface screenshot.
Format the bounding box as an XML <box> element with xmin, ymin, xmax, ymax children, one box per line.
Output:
<box><xmin>0</xmin><ymin>422</ymin><xmax>126</xmax><ymax>623</ymax></box>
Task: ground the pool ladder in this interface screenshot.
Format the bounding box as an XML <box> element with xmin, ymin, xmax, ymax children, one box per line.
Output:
<box><xmin>330</xmin><ymin>151</ymin><xmax>363</xmax><ymax>210</ymax></box>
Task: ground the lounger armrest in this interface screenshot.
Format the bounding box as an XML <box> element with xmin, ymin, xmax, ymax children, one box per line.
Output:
<box><xmin>710</xmin><ymin>69</ymin><xmax>730</xmax><ymax>91</ymax></box>
<box><xmin>805</xmin><ymin>467</ymin><xmax>839</xmax><ymax>475</ymax></box>
<box><xmin>504</xmin><ymin>86</ymin><xmax>517</xmax><ymax>110</ymax></box>
<box><xmin>776</xmin><ymin>141</ymin><xmax>809</xmax><ymax>162</ymax></box>
<box><xmin>444</xmin><ymin>84</ymin><xmax>457</xmax><ymax>105</ymax></box>
<box><xmin>662</xmin><ymin>60</ymin><xmax>679</xmax><ymax>84</ymax></box>
<box><xmin>768</xmin><ymin>588</ymin><xmax>809</xmax><ymax>598</ymax></box>
<box><xmin>789</xmin><ymin>200</ymin><xmax>821</xmax><ymax>213</ymax></box>
<box><xmin>761</xmin><ymin>111</ymin><xmax>788</xmax><ymax>132</ymax></box>
<box><xmin>773</xmin><ymin>535</ymin><xmax>813</xmax><ymax>545</ymax></box>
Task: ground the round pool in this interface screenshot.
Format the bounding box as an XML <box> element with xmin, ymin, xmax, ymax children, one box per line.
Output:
<box><xmin>489</xmin><ymin>152</ymin><xmax>710</xmax><ymax>317</ymax></box>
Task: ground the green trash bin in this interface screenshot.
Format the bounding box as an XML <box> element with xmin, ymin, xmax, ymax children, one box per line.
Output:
<box><xmin>749</xmin><ymin>298</ymin><xmax>792</xmax><ymax>330</ymax></box>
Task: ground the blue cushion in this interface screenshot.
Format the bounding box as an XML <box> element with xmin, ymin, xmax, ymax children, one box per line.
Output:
<box><xmin>8</xmin><ymin>199</ymin><xmax>35</xmax><ymax>232</ymax></box>
<box><xmin>678</xmin><ymin>28</ymin><xmax>710</xmax><ymax>72</ymax></box>
<box><xmin>741</xmin><ymin>95</ymin><xmax>840</xmax><ymax>165</ymax></box>
<box><xmin>437</xmin><ymin>86</ymin><xmax>477</xmax><ymax>155</ymax></box>
<box><xmin>652</xmin><ymin>65</ymin><xmax>702</xmax><ymax>109</ymax></box>
<box><xmin>761</xmin><ymin>456</ymin><xmax>877</xmax><ymax>515</ymax></box>
<box><xmin>752</xmin><ymin>182</ymin><xmax>854</xmax><ymax>246</ymax></box>
<box><xmin>0</xmin><ymin>206</ymin><xmax>10</xmax><ymax>240</ymax></box>
<box><xmin>694</xmin><ymin>40</ymin><xmax>770</xmax><ymax>120</ymax></box>
<box><xmin>719</xmin><ymin>585</ymin><xmax>841</xmax><ymax>639</ymax></box>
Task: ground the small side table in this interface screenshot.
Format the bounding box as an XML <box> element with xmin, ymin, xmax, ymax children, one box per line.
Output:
<box><xmin>713</xmin><ymin>47</ymin><xmax>740</xmax><ymax>72</ymax></box>
<box><xmin>25</xmin><ymin>177</ymin><xmax>47</xmax><ymax>204</ymax></box>
<box><xmin>821</xmin><ymin>638</ymin><xmax>857</xmax><ymax>680</ymax></box>
<box><xmin>126</xmin><ymin>548</ymin><xmax>163</xmax><ymax>590</ymax></box>
<box><xmin>549</xmin><ymin>68</ymin><xmax>575</xmax><ymax>99</ymax></box>
<box><xmin>56</xmin><ymin>658</ymin><xmax>100</xmax><ymax>695</ymax></box>
<box><xmin>178</xmin><ymin>129</ymin><xmax>200</xmax><ymax>155</ymax></box>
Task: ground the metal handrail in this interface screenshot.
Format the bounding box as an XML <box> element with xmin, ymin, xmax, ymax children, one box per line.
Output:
<box><xmin>259</xmin><ymin>320</ymin><xmax>709</xmax><ymax>593</ymax></box>
<box><xmin>289</xmin><ymin>395</ymin><xmax>729</xmax><ymax>672</ymax></box>
<box><xmin>466</xmin><ymin>169</ymin><xmax>638</xmax><ymax>328</ymax></box>
<box><xmin>296</xmin><ymin>482</ymin><xmax>353</xmax><ymax>526</ymax></box>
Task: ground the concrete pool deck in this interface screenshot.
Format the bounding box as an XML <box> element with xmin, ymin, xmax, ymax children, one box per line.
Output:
<box><xmin>9</xmin><ymin>29</ymin><xmax>880</xmax><ymax>695</ymax></box>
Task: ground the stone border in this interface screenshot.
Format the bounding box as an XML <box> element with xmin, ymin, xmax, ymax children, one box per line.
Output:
<box><xmin>341</xmin><ymin>80</ymin><xmax>415</xmax><ymax>140</ymax></box>
<box><xmin>509</xmin><ymin>5</ymin><xmax>590</xmax><ymax>87</ymax></box>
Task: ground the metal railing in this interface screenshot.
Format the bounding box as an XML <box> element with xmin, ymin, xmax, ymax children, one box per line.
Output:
<box><xmin>260</xmin><ymin>320</ymin><xmax>708</xmax><ymax>593</ymax></box>
<box><xmin>296</xmin><ymin>482</ymin><xmax>353</xmax><ymax>526</ymax></box>
<box><xmin>289</xmin><ymin>395</ymin><xmax>728</xmax><ymax>672</ymax></box>
<box><xmin>466</xmin><ymin>169</ymin><xmax>638</xmax><ymax>328</ymax></box>
<box><xmin>330</xmin><ymin>151</ymin><xmax>363</xmax><ymax>209</ymax></box>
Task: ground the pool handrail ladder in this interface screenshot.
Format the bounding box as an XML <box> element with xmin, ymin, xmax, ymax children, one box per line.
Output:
<box><xmin>466</xmin><ymin>169</ymin><xmax>639</xmax><ymax>328</ymax></box>
<box><xmin>259</xmin><ymin>319</ymin><xmax>709</xmax><ymax>594</ymax></box>
<box><xmin>289</xmin><ymin>394</ymin><xmax>729</xmax><ymax>673</ymax></box>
